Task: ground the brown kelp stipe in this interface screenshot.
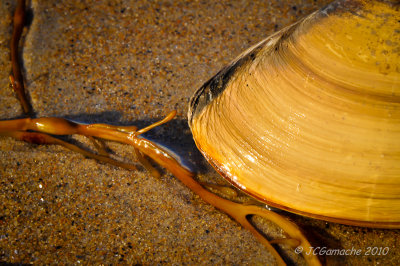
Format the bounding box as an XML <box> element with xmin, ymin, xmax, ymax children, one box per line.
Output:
<box><xmin>1</xmin><ymin>1</ymin><xmax>321</xmax><ymax>265</ymax></box>
<box><xmin>10</xmin><ymin>0</ymin><xmax>32</xmax><ymax>115</ymax></box>
<box><xmin>0</xmin><ymin>113</ymin><xmax>320</xmax><ymax>265</ymax></box>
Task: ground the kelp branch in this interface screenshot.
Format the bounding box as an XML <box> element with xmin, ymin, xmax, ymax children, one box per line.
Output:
<box><xmin>0</xmin><ymin>112</ymin><xmax>321</xmax><ymax>264</ymax></box>
<box><xmin>10</xmin><ymin>0</ymin><xmax>32</xmax><ymax>115</ymax></box>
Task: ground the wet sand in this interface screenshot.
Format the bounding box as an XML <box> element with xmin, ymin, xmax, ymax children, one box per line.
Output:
<box><xmin>0</xmin><ymin>0</ymin><xmax>399</xmax><ymax>265</ymax></box>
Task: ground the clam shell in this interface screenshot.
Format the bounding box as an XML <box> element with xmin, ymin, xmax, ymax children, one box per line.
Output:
<box><xmin>188</xmin><ymin>0</ymin><xmax>400</xmax><ymax>227</ymax></box>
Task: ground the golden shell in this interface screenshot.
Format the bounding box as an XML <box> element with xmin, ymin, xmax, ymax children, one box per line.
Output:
<box><xmin>188</xmin><ymin>0</ymin><xmax>400</xmax><ymax>228</ymax></box>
